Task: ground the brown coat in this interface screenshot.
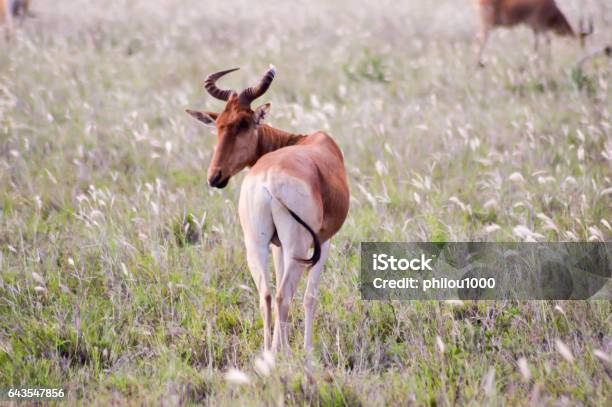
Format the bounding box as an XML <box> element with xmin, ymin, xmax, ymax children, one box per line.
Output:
<box><xmin>476</xmin><ymin>0</ymin><xmax>574</xmax><ymax>35</ymax></box>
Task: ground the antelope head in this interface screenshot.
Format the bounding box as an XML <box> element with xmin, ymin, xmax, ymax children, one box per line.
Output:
<box><xmin>186</xmin><ymin>66</ymin><xmax>275</xmax><ymax>188</ymax></box>
<box><xmin>578</xmin><ymin>17</ymin><xmax>594</xmax><ymax>48</ymax></box>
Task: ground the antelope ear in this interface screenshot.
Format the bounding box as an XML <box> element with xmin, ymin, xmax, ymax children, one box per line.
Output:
<box><xmin>185</xmin><ymin>109</ymin><xmax>218</xmax><ymax>127</ymax></box>
<box><xmin>254</xmin><ymin>103</ymin><xmax>271</xmax><ymax>126</ymax></box>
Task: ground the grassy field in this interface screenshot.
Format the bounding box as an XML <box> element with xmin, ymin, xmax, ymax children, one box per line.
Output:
<box><xmin>1</xmin><ymin>0</ymin><xmax>611</xmax><ymax>405</ymax></box>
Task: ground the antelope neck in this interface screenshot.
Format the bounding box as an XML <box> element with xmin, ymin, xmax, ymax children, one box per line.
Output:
<box><xmin>252</xmin><ymin>124</ymin><xmax>307</xmax><ymax>164</ymax></box>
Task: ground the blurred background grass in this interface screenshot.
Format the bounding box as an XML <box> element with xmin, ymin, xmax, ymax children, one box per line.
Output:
<box><xmin>1</xmin><ymin>0</ymin><xmax>611</xmax><ymax>405</ymax></box>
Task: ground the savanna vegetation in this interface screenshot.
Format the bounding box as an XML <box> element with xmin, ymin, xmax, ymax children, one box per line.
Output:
<box><xmin>1</xmin><ymin>0</ymin><xmax>611</xmax><ymax>405</ymax></box>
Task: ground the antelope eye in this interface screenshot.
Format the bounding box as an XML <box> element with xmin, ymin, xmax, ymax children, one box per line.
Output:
<box><xmin>237</xmin><ymin>119</ymin><xmax>250</xmax><ymax>131</ymax></box>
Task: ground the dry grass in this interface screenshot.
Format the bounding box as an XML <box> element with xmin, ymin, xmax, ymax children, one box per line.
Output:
<box><xmin>1</xmin><ymin>0</ymin><xmax>611</xmax><ymax>405</ymax></box>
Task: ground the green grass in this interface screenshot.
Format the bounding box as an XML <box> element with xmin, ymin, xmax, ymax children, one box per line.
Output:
<box><xmin>1</xmin><ymin>0</ymin><xmax>611</xmax><ymax>405</ymax></box>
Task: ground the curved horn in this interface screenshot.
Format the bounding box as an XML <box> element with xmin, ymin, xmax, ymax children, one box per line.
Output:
<box><xmin>204</xmin><ymin>68</ymin><xmax>239</xmax><ymax>101</ymax></box>
<box><xmin>239</xmin><ymin>65</ymin><xmax>276</xmax><ymax>107</ymax></box>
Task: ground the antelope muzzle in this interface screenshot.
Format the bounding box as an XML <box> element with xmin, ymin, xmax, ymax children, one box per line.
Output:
<box><xmin>208</xmin><ymin>169</ymin><xmax>229</xmax><ymax>189</ymax></box>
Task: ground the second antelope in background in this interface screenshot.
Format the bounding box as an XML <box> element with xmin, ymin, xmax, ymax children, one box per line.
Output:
<box><xmin>186</xmin><ymin>67</ymin><xmax>350</xmax><ymax>358</ymax></box>
<box><xmin>1</xmin><ymin>0</ymin><xmax>33</xmax><ymax>40</ymax></box>
<box><xmin>475</xmin><ymin>0</ymin><xmax>593</xmax><ymax>65</ymax></box>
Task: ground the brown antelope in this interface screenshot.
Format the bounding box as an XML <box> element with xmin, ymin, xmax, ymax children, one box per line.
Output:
<box><xmin>186</xmin><ymin>67</ymin><xmax>350</xmax><ymax>356</ymax></box>
<box><xmin>1</xmin><ymin>0</ymin><xmax>33</xmax><ymax>40</ymax></box>
<box><xmin>475</xmin><ymin>0</ymin><xmax>594</xmax><ymax>66</ymax></box>
<box><xmin>0</xmin><ymin>0</ymin><xmax>12</xmax><ymax>39</ymax></box>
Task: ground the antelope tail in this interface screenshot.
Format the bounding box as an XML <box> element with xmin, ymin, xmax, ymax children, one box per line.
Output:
<box><xmin>287</xmin><ymin>209</ymin><xmax>321</xmax><ymax>268</ymax></box>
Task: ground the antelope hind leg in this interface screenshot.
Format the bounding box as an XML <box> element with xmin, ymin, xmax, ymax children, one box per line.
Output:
<box><xmin>239</xmin><ymin>183</ymin><xmax>276</xmax><ymax>351</ymax></box>
<box><xmin>303</xmin><ymin>240</ymin><xmax>330</xmax><ymax>366</ymax></box>
<box><xmin>270</xmin><ymin>198</ymin><xmax>312</xmax><ymax>354</ymax></box>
